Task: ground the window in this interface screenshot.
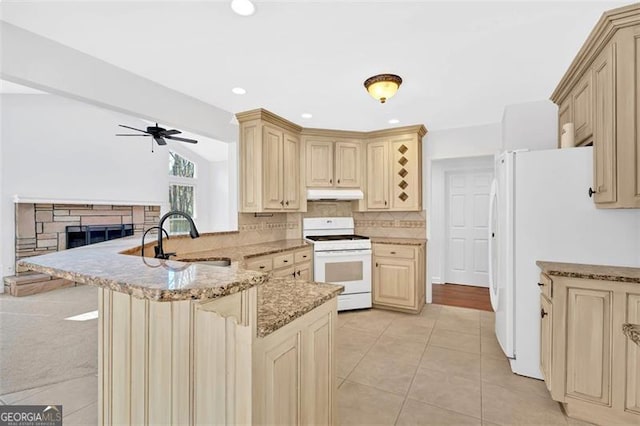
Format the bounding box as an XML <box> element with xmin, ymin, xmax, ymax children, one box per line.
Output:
<box><xmin>168</xmin><ymin>151</ymin><xmax>196</xmax><ymax>233</ymax></box>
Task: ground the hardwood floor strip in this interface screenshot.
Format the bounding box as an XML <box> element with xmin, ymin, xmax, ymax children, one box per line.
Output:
<box><xmin>432</xmin><ymin>283</ymin><xmax>492</xmax><ymax>311</ymax></box>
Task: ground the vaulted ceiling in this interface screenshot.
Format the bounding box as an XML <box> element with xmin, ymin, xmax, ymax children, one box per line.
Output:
<box><xmin>0</xmin><ymin>1</ymin><xmax>625</xmax><ymax>131</ymax></box>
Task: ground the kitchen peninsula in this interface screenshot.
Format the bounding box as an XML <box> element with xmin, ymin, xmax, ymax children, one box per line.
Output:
<box><xmin>19</xmin><ymin>234</ymin><xmax>343</xmax><ymax>425</ymax></box>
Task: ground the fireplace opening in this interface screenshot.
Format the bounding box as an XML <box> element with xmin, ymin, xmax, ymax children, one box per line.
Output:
<box><xmin>66</xmin><ymin>224</ymin><xmax>134</xmax><ymax>249</ymax></box>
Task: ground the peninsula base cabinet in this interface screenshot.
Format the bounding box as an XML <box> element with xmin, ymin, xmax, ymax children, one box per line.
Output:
<box><xmin>97</xmin><ymin>285</ymin><xmax>337</xmax><ymax>425</ymax></box>
<box><xmin>538</xmin><ymin>273</ymin><xmax>640</xmax><ymax>425</ymax></box>
<box><xmin>372</xmin><ymin>243</ymin><xmax>425</xmax><ymax>314</ymax></box>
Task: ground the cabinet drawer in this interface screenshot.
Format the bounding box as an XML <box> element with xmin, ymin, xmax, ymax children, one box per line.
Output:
<box><xmin>272</xmin><ymin>265</ymin><xmax>295</xmax><ymax>278</ymax></box>
<box><xmin>246</xmin><ymin>256</ymin><xmax>273</xmax><ymax>272</ymax></box>
<box><xmin>539</xmin><ymin>273</ymin><xmax>553</xmax><ymax>299</ymax></box>
<box><xmin>374</xmin><ymin>245</ymin><xmax>415</xmax><ymax>259</ymax></box>
<box><xmin>273</xmin><ymin>253</ymin><xmax>295</xmax><ymax>269</ymax></box>
<box><xmin>294</xmin><ymin>249</ymin><xmax>313</xmax><ymax>264</ymax></box>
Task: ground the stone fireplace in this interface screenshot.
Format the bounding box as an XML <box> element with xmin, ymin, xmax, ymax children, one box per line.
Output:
<box><xmin>5</xmin><ymin>203</ymin><xmax>160</xmax><ymax>296</ymax></box>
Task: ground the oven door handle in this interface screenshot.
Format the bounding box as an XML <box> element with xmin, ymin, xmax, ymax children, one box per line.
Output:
<box><xmin>315</xmin><ymin>249</ymin><xmax>372</xmax><ymax>257</ymax></box>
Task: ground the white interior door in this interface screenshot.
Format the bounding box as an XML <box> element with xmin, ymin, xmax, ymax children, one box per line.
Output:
<box><xmin>445</xmin><ymin>169</ymin><xmax>493</xmax><ymax>287</ymax></box>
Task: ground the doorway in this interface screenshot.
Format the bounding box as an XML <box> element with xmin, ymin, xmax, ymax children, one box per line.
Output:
<box><xmin>444</xmin><ymin>168</ymin><xmax>493</xmax><ymax>287</ymax></box>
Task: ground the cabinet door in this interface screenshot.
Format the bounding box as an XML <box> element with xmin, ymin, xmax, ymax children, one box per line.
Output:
<box><xmin>306</xmin><ymin>140</ymin><xmax>334</xmax><ymax>187</ymax></box>
<box><xmin>540</xmin><ymin>295</ymin><xmax>553</xmax><ymax>390</ymax></box>
<box><xmin>273</xmin><ymin>266</ymin><xmax>296</xmax><ymax>279</ymax></box>
<box><xmin>366</xmin><ymin>141</ymin><xmax>389</xmax><ymax>209</ymax></box>
<box><xmin>573</xmin><ymin>73</ymin><xmax>594</xmax><ymax>145</ymax></box>
<box><xmin>283</xmin><ymin>133</ymin><xmax>301</xmax><ymax>210</ymax></box>
<box><xmin>335</xmin><ymin>141</ymin><xmax>361</xmax><ymax>187</ymax></box>
<box><xmin>626</xmin><ymin>293</ymin><xmax>640</xmax><ymax>415</ymax></box>
<box><xmin>263</xmin><ymin>333</ymin><xmax>301</xmax><ymax>425</ymax></box>
<box><xmin>565</xmin><ymin>287</ymin><xmax>612</xmax><ymax>405</ymax></box>
<box><xmin>593</xmin><ymin>43</ymin><xmax>617</xmax><ymax>204</ymax></box>
<box><xmin>390</xmin><ymin>136</ymin><xmax>421</xmax><ymax>211</ymax></box>
<box><xmin>302</xmin><ymin>313</ymin><xmax>334</xmax><ymax>425</ymax></box>
<box><xmin>262</xmin><ymin>126</ymin><xmax>284</xmax><ymax>210</ymax></box>
<box><xmin>373</xmin><ymin>257</ymin><xmax>416</xmax><ymax>309</ymax></box>
<box><xmin>239</xmin><ymin>120</ymin><xmax>262</xmax><ymax>212</ymax></box>
<box><xmin>296</xmin><ymin>261</ymin><xmax>313</xmax><ymax>281</ymax></box>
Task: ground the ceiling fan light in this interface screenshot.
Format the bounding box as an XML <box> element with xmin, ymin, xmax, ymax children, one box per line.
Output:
<box><xmin>364</xmin><ymin>74</ymin><xmax>403</xmax><ymax>103</ymax></box>
<box><xmin>231</xmin><ymin>0</ymin><xmax>255</xmax><ymax>16</ymax></box>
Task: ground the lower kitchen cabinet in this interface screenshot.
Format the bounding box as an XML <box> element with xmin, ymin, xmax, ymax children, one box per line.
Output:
<box><xmin>372</xmin><ymin>243</ymin><xmax>425</xmax><ymax>314</ymax></box>
<box><xmin>253</xmin><ymin>300</ymin><xmax>336</xmax><ymax>425</ymax></box>
<box><xmin>246</xmin><ymin>247</ymin><xmax>313</xmax><ymax>280</ymax></box>
<box><xmin>537</xmin><ymin>266</ymin><xmax>640</xmax><ymax>425</ymax></box>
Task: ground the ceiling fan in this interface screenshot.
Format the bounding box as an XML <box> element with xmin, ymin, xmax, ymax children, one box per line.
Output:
<box><xmin>116</xmin><ymin>123</ymin><xmax>198</xmax><ymax>146</ymax></box>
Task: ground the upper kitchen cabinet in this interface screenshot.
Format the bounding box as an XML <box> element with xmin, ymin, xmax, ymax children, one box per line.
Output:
<box><xmin>364</xmin><ymin>126</ymin><xmax>426</xmax><ymax>212</ymax></box>
<box><xmin>303</xmin><ymin>133</ymin><xmax>363</xmax><ymax>188</ymax></box>
<box><xmin>237</xmin><ymin>109</ymin><xmax>305</xmax><ymax>213</ymax></box>
<box><xmin>551</xmin><ymin>3</ymin><xmax>640</xmax><ymax>208</ymax></box>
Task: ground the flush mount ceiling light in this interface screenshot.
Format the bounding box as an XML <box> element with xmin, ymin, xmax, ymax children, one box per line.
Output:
<box><xmin>388</xmin><ymin>118</ymin><xmax>400</xmax><ymax>124</ymax></box>
<box><xmin>232</xmin><ymin>87</ymin><xmax>247</xmax><ymax>95</ymax></box>
<box><xmin>364</xmin><ymin>74</ymin><xmax>403</xmax><ymax>104</ymax></box>
<box><xmin>231</xmin><ymin>0</ymin><xmax>255</xmax><ymax>16</ymax></box>
<box><xmin>301</xmin><ymin>113</ymin><xmax>313</xmax><ymax>119</ymax></box>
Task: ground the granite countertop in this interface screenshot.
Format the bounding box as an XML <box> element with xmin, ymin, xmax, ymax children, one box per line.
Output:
<box><xmin>19</xmin><ymin>236</ymin><xmax>269</xmax><ymax>302</ymax></box>
<box><xmin>175</xmin><ymin>239</ymin><xmax>310</xmax><ymax>263</ymax></box>
<box><xmin>257</xmin><ymin>277</ymin><xmax>343</xmax><ymax>337</ymax></box>
<box><xmin>371</xmin><ymin>237</ymin><xmax>427</xmax><ymax>246</ymax></box>
<box><xmin>537</xmin><ymin>261</ymin><xmax>640</xmax><ymax>284</ymax></box>
<box><xmin>623</xmin><ymin>323</ymin><xmax>640</xmax><ymax>347</ymax></box>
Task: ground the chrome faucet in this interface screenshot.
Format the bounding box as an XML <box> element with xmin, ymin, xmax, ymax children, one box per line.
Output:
<box><xmin>154</xmin><ymin>211</ymin><xmax>200</xmax><ymax>259</ymax></box>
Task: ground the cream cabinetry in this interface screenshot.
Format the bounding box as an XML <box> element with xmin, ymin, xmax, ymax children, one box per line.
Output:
<box><xmin>304</xmin><ymin>136</ymin><xmax>362</xmax><ymax>188</ymax></box>
<box><xmin>538</xmin><ymin>267</ymin><xmax>640</xmax><ymax>425</ymax></box>
<box><xmin>551</xmin><ymin>4</ymin><xmax>640</xmax><ymax>208</ymax></box>
<box><xmin>372</xmin><ymin>243</ymin><xmax>425</xmax><ymax>313</ymax></box>
<box><xmin>237</xmin><ymin>110</ymin><xmax>305</xmax><ymax>213</ymax></box>
<box><xmin>246</xmin><ymin>247</ymin><xmax>313</xmax><ymax>280</ymax></box>
<box><xmin>254</xmin><ymin>298</ymin><xmax>336</xmax><ymax>425</ymax></box>
<box><xmin>365</xmin><ymin>131</ymin><xmax>424</xmax><ymax>212</ymax></box>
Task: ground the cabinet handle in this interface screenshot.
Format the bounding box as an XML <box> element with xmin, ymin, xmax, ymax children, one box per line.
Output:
<box><xmin>259</xmin><ymin>266</ymin><xmax>265</xmax><ymax>269</ymax></box>
<box><xmin>303</xmin><ymin>255</ymin><xmax>307</xmax><ymax>258</ymax></box>
<box><xmin>375</xmin><ymin>262</ymin><xmax>379</xmax><ymax>267</ymax></box>
<box><xmin>280</xmin><ymin>200</ymin><xmax>285</xmax><ymax>206</ymax></box>
<box><xmin>538</xmin><ymin>282</ymin><xmax>544</xmax><ymax>287</ymax></box>
<box><xmin>384</xmin><ymin>200</ymin><xmax>387</xmax><ymax>206</ymax></box>
<box><xmin>390</xmin><ymin>251</ymin><xmax>396</xmax><ymax>255</ymax></box>
<box><xmin>285</xmin><ymin>200</ymin><xmax>289</xmax><ymax>206</ymax></box>
<box><xmin>292</xmin><ymin>272</ymin><xmax>296</xmax><ymax>278</ymax></box>
<box><xmin>588</xmin><ymin>187</ymin><xmax>597</xmax><ymax>198</ymax></box>
<box><xmin>283</xmin><ymin>259</ymin><xmax>289</xmax><ymax>263</ymax></box>
<box><xmin>541</xmin><ymin>308</ymin><xmax>548</xmax><ymax>319</ymax></box>
<box><xmin>330</xmin><ymin>179</ymin><xmax>333</xmax><ymax>184</ymax></box>
<box><xmin>296</xmin><ymin>270</ymin><xmax>301</xmax><ymax>277</ymax></box>
<box><xmin>337</xmin><ymin>179</ymin><xmax>341</xmax><ymax>184</ymax></box>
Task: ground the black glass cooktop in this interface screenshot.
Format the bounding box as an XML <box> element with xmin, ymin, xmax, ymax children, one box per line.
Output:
<box><xmin>306</xmin><ymin>234</ymin><xmax>369</xmax><ymax>242</ymax></box>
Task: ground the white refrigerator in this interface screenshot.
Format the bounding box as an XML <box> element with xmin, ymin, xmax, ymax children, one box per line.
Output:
<box><xmin>488</xmin><ymin>146</ymin><xmax>640</xmax><ymax>379</ymax></box>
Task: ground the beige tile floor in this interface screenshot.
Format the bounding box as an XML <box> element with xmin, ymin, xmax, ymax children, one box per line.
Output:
<box><xmin>1</xmin><ymin>286</ymin><xmax>585</xmax><ymax>425</ymax></box>
<box><xmin>336</xmin><ymin>304</ymin><xmax>584</xmax><ymax>426</ymax></box>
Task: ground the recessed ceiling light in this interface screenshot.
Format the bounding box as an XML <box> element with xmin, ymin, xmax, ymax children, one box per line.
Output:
<box><xmin>301</xmin><ymin>113</ymin><xmax>313</xmax><ymax>119</ymax></box>
<box><xmin>231</xmin><ymin>0</ymin><xmax>255</xmax><ymax>16</ymax></box>
<box><xmin>388</xmin><ymin>119</ymin><xmax>400</xmax><ymax>124</ymax></box>
<box><xmin>232</xmin><ymin>87</ymin><xmax>246</xmax><ymax>95</ymax></box>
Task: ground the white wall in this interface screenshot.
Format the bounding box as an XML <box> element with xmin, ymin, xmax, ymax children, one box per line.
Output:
<box><xmin>502</xmin><ymin>100</ymin><xmax>557</xmax><ymax>151</ymax></box>
<box><xmin>0</xmin><ymin>94</ymin><xmax>233</xmax><ymax>278</ymax></box>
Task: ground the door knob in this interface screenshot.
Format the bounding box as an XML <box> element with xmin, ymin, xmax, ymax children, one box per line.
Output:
<box><xmin>588</xmin><ymin>187</ymin><xmax>597</xmax><ymax>198</ymax></box>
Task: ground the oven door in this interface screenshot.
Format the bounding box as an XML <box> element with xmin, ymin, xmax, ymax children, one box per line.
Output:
<box><xmin>314</xmin><ymin>249</ymin><xmax>372</xmax><ymax>294</ymax></box>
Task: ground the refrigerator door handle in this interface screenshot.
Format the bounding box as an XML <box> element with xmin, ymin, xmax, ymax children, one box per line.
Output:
<box><xmin>488</xmin><ymin>179</ymin><xmax>499</xmax><ymax>312</ymax></box>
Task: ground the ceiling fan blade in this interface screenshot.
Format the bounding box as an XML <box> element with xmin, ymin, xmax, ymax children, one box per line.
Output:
<box><xmin>166</xmin><ymin>136</ymin><xmax>198</xmax><ymax>144</ymax></box>
<box><xmin>119</xmin><ymin>124</ymin><xmax>151</xmax><ymax>134</ymax></box>
<box><xmin>116</xmin><ymin>134</ymin><xmax>152</xmax><ymax>136</ymax></box>
<box><xmin>154</xmin><ymin>136</ymin><xmax>168</xmax><ymax>146</ymax></box>
<box><xmin>162</xmin><ymin>129</ymin><xmax>181</xmax><ymax>136</ymax></box>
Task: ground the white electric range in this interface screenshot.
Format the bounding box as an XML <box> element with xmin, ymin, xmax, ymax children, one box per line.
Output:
<box><xmin>302</xmin><ymin>217</ymin><xmax>372</xmax><ymax>311</ymax></box>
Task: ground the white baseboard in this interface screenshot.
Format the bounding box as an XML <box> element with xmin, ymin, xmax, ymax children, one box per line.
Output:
<box><xmin>431</xmin><ymin>277</ymin><xmax>443</xmax><ymax>285</ymax></box>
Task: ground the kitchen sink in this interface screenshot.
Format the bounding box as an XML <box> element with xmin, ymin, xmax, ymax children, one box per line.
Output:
<box><xmin>177</xmin><ymin>256</ymin><xmax>232</xmax><ymax>267</ymax></box>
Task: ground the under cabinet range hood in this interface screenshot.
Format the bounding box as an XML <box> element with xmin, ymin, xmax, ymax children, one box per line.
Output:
<box><xmin>306</xmin><ymin>189</ymin><xmax>364</xmax><ymax>201</ymax></box>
